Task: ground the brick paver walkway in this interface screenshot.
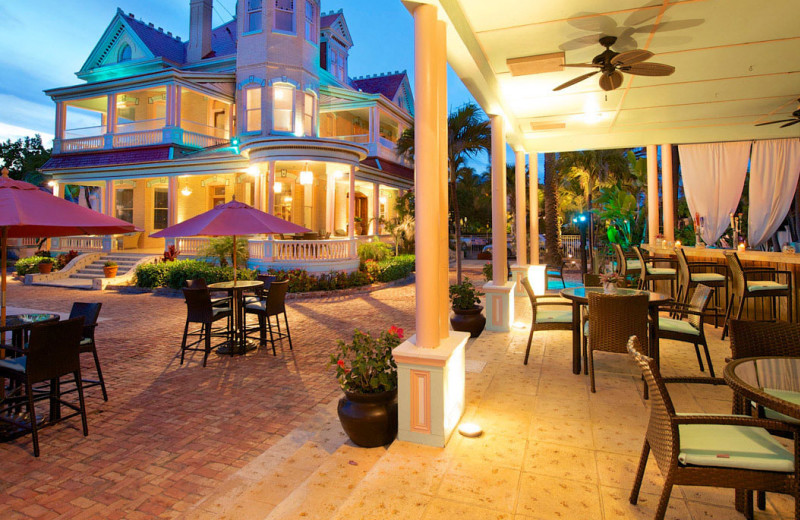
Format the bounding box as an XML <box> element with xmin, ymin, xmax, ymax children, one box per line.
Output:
<box><xmin>0</xmin><ymin>279</ymin><xmax>416</xmax><ymax>519</ymax></box>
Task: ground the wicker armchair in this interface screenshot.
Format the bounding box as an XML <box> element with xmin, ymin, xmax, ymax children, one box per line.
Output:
<box><xmin>613</xmin><ymin>242</ymin><xmax>641</xmax><ymax>281</ymax></box>
<box><xmin>675</xmin><ymin>248</ymin><xmax>727</xmax><ymax>326</ymax></box>
<box><xmin>521</xmin><ymin>277</ymin><xmax>572</xmax><ymax>365</ymax></box>
<box><xmin>634</xmin><ymin>246</ymin><xmax>678</xmax><ymax>297</ymax></box>
<box><xmin>546</xmin><ymin>262</ymin><xmax>566</xmax><ymax>289</ymax></box>
<box><xmin>657</xmin><ymin>285</ymin><xmax>716</xmax><ymax>379</ymax></box>
<box><xmin>627</xmin><ymin>337</ymin><xmax>799</xmax><ymax>520</ymax></box>
<box><xmin>586</xmin><ymin>292</ymin><xmax>648</xmax><ymax>392</ymax></box>
<box><xmin>722</xmin><ymin>252</ymin><xmax>793</xmax><ymax>339</ymax></box>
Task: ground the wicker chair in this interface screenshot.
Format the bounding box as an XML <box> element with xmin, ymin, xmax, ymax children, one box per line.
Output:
<box><xmin>656</xmin><ymin>285</ymin><xmax>716</xmax><ymax>379</ymax></box>
<box><xmin>245</xmin><ymin>280</ymin><xmax>292</xmax><ymax>355</ymax></box>
<box><xmin>546</xmin><ymin>262</ymin><xmax>566</xmax><ymax>289</ymax></box>
<box><xmin>613</xmin><ymin>242</ymin><xmax>641</xmax><ymax>281</ymax></box>
<box><xmin>586</xmin><ymin>292</ymin><xmax>648</xmax><ymax>392</ymax></box>
<box><xmin>186</xmin><ymin>278</ymin><xmax>231</xmax><ymax>307</ymax></box>
<box><xmin>634</xmin><ymin>246</ymin><xmax>678</xmax><ymax>297</ymax></box>
<box><xmin>521</xmin><ymin>277</ymin><xmax>572</xmax><ymax>365</ymax></box>
<box><xmin>675</xmin><ymin>248</ymin><xmax>727</xmax><ymax>326</ymax></box>
<box><xmin>722</xmin><ymin>252</ymin><xmax>793</xmax><ymax>340</ymax></box>
<box><xmin>627</xmin><ymin>337</ymin><xmax>799</xmax><ymax>520</ymax></box>
<box><xmin>180</xmin><ymin>288</ymin><xmax>233</xmax><ymax>367</ymax></box>
<box><xmin>69</xmin><ymin>302</ymin><xmax>107</xmax><ymax>401</ymax></box>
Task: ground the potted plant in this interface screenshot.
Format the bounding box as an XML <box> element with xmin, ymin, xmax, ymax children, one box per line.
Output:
<box><xmin>103</xmin><ymin>260</ymin><xmax>118</xmax><ymax>278</ymax></box>
<box><xmin>449</xmin><ymin>277</ymin><xmax>486</xmax><ymax>337</ymax></box>
<box><xmin>600</xmin><ymin>271</ymin><xmax>620</xmax><ymax>293</ymax></box>
<box><xmin>329</xmin><ymin>327</ymin><xmax>403</xmax><ymax>447</ymax></box>
<box><xmin>37</xmin><ymin>257</ymin><xmax>54</xmax><ymax>274</ymax></box>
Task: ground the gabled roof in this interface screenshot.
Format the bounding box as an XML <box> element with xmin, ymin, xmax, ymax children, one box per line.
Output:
<box><xmin>122</xmin><ymin>12</ymin><xmax>185</xmax><ymax>63</ymax></box>
<box><xmin>320</xmin><ymin>9</ymin><xmax>353</xmax><ymax>48</ymax></box>
<box><xmin>351</xmin><ymin>72</ymin><xmax>406</xmax><ymax>101</ymax></box>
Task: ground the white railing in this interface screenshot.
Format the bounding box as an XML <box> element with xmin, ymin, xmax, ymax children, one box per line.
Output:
<box><xmin>272</xmin><ymin>239</ymin><xmax>354</xmax><ymax>261</ymax></box>
<box><xmin>116</xmin><ymin>118</ymin><xmax>166</xmax><ymax>134</ymax></box>
<box><xmin>20</xmin><ymin>237</ymin><xmax>39</xmax><ymax>246</ymax></box>
<box><xmin>61</xmin><ymin>135</ymin><xmax>104</xmax><ymax>152</ymax></box>
<box><xmin>182</xmin><ymin>119</ymin><xmax>229</xmax><ymax>140</ymax></box>
<box><xmin>182</xmin><ymin>131</ymin><xmax>228</xmax><ymax>148</ymax></box>
<box><xmin>64</xmin><ymin>125</ymin><xmax>105</xmax><ymax>139</ymax></box>
<box><xmin>176</xmin><ymin>237</ymin><xmax>210</xmax><ymax>255</ymax></box>
<box><xmin>52</xmin><ymin>236</ymin><xmax>106</xmax><ymax>251</ymax></box>
<box><xmin>561</xmin><ymin>234</ymin><xmax>580</xmax><ymax>257</ymax></box>
<box><xmin>327</xmin><ymin>134</ymin><xmax>370</xmax><ymax>144</ymax></box>
<box><xmin>113</xmin><ymin>129</ymin><xmax>163</xmax><ymax>148</ymax></box>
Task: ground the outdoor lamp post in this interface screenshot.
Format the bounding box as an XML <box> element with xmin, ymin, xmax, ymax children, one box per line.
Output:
<box><xmin>573</xmin><ymin>213</ymin><xmax>589</xmax><ymax>276</ymax></box>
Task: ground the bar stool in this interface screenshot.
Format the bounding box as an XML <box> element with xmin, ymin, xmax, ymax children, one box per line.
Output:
<box><xmin>722</xmin><ymin>252</ymin><xmax>793</xmax><ymax>340</ymax></box>
<box><xmin>634</xmin><ymin>246</ymin><xmax>678</xmax><ymax>297</ymax></box>
<box><xmin>675</xmin><ymin>247</ymin><xmax>728</xmax><ymax>328</ymax></box>
<box><xmin>612</xmin><ymin>243</ymin><xmax>640</xmax><ymax>283</ymax></box>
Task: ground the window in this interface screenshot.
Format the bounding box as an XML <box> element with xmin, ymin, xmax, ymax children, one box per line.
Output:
<box><xmin>115</xmin><ymin>188</ymin><xmax>134</xmax><ymax>223</ymax></box>
<box><xmin>211</xmin><ymin>186</ymin><xmax>226</xmax><ymax>207</ymax></box>
<box><xmin>118</xmin><ymin>44</ymin><xmax>132</xmax><ymax>62</ymax></box>
<box><xmin>245</xmin><ymin>87</ymin><xmax>261</xmax><ymax>132</ymax></box>
<box><xmin>246</xmin><ymin>0</ymin><xmax>262</xmax><ymax>32</ymax></box>
<box><xmin>303</xmin><ymin>92</ymin><xmax>314</xmax><ymax>136</ymax></box>
<box><xmin>273</xmin><ymin>84</ymin><xmax>294</xmax><ymax>132</ymax></box>
<box><xmin>153</xmin><ymin>188</ymin><xmax>169</xmax><ymax>230</ymax></box>
<box><xmin>274</xmin><ymin>0</ymin><xmax>295</xmax><ymax>33</ymax></box>
<box><xmin>304</xmin><ymin>1</ymin><xmax>316</xmax><ymax>43</ymax></box>
<box><xmin>331</xmin><ymin>48</ymin><xmax>347</xmax><ymax>82</ymax></box>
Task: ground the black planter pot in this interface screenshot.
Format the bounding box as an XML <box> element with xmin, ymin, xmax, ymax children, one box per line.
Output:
<box><xmin>337</xmin><ymin>388</ymin><xmax>398</xmax><ymax>448</ymax></box>
<box><xmin>450</xmin><ymin>305</ymin><xmax>486</xmax><ymax>338</ymax></box>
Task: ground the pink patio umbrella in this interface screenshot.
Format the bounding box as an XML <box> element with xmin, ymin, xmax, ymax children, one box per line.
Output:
<box><xmin>0</xmin><ymin>167</ymin><xmax>139</xmax><ymax>334</ymax></box>
<box><xmin>150</xmin><ymin>198</ymin><xmax>310</xmax><ymax>282</ymax></box>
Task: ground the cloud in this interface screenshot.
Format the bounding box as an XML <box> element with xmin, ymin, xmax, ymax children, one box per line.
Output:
<box><xmin>0</xmin><ymin>94</ymin><xmax>55</xmax><ymax>137</ymax></box>
<box><xmin>0</xmin><ymin>122</ymin><xmax>53</xmax><ymax>146</ymax></box>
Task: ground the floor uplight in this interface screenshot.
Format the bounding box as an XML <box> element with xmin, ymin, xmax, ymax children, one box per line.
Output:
<box><xmin>458</xmin><ymin>422</ymin><xmax>483</xmax><ymax>438</ymax></box>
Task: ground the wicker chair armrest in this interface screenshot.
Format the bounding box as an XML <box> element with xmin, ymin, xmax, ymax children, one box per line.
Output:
<box><xmin>673</xmin><ymin>415</ymin><xmax>797</xmax><ymax>432</ymax></box>
<box><xmin>664</xmin><ymin>376</ymin><xmax>726</xmax><ymax>385</ymax></box>
<box><xmin>688</xmin><ymin>262</ymin><xmax>727</xmax><ymax>273</ymax></box>
<box><xmin>647</xmin><ymin>258</ymin><xmax>679</xmax><ymax>266</ymax></box>
<box><xmin>659</xmin><ymin>307</ymin><xmax>705</xmax><ymax>316</ymax></box>
<box><xmin>743</xmin><ymin>269</ymin><xmax>792</xmax><ymax>281</ymax></box>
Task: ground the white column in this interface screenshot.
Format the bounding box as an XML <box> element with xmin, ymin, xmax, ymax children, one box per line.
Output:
<box><xmin>167</xmin><ymin>176</ymin><xmax>178</xmax><ymax>226</ymax></box>
<box><xmin>529</xmin><ymin>152</ymin><xmax>539</xmax><ymax>264</ymax></box>
<box><xmin>437</xmin><ymin>19</ymin><xmax>450</xmax><ymax>340</ymax></box>
<box><xmin>661</xmin><ymin>144</ymin><xmax>674</xmax><ymax>242</ymax></box>
<box><xmin>349</xmin><ymin>164</ymin><xmax>356</xmax><ymax>255</ymax></box>
<box><xmin>647</xmin><ymin>144</ymin><xmax>659</xmax><ymax>245</ymax></box>
<box><xmin>514</xmin><ymin>150</ymin><xmax>527</xmax><ymax>265</ymax></box>
<box><xmin>54</xmin><ymin>101</ymin><xmax>66</xmax><ymax>140</ymax></box>
<box><xmin>267</xmin><ymin>161</ymin><xmax>275</xmax><ymax>215</ymax></box>
<box><xmin>372</xmin><ymin>182</ymin><xmax>381</xmax><ymax>235</ymax></box>
<box><xmin>106</xmin><ymin>94</ymin><xmax>117</xmax><ymax>134</ymax></box>
<box><xmin>174</xmin><ymin>85</ymin><xmax>183</xmax><ymax>129</ymax></box>
<box><xmin>52</xmin><ymin>181</ymin><xmax>60</xmax><ymax>198</ymax></box>
<box><xmin>104</xmin><ymin>180</ymin><xmax>115</xmax><ymax>217</ymax></box>
<box><xmin>326</xmin><ymin>172</ymin><xmax>336</xmax><ymax>233</ymax></box>
<box><xmin>253</xmin><ymin>173</ymin><xmax>263</xmax><ymax>211</ymax></box>
<box><xmin>369</xmin><ymin>106</ymin><xmax>380</xmax><ymax>144</ymax></box>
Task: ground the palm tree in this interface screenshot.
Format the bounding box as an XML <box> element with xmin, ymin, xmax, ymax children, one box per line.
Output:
<box><xmin>396</xmin><ymin>102</ymin><xmax>491</xmax><ymax>282</ymax></box>
<box><xmin>543</xmin><ymin>152</ymin><xmax>561</xmax><ymax>265</ymax></box>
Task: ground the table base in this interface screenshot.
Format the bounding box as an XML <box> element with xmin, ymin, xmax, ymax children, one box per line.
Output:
<box><xmin>216</xmin><ymin>340</ymin><xmax>259</xmax><ymax>356</ymax></box>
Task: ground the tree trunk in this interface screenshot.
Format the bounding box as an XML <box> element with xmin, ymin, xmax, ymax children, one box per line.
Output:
<box><xmin>544</xmin><ymin>152</ymin><xmax>562</xmax><ymax>265</ymax></box>
<box><xmin>451</xmin><ymin>179</ymin><xmax>462</xmax><ymax>284</ymax></box>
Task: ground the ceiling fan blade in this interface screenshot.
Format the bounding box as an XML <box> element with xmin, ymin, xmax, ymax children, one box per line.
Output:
<box><xmin>780</xmin><ymin>120</ymin><xmax>800</xmax><ymax>128</ymax></box>
<box><xmin>563</xmin><ymin>63</ymin><xmax>602</xmax><ymax>68</ymax></box>
<box><xmin>599</xmin><ymin>70</ymin><xmax>624</xmax><ymax>91</ymax></box>
<box><xmin>755</xmin><ymin>119</ymin><xmax>795</xmax><ymax>127</ymax></box>
<box><xmin>611</xmin><ymin>49</ymin><xmax>653</xmax><ymax>67</ymax></box>
<box><xmin>553</xmin><ymin>71</ymin><xmax>600</xmax><ymax>91</ymax></box>
<box><xmin>622</xmin><ymin>62</ymin><xmax>675</xmax><ymax>76</ymax></box>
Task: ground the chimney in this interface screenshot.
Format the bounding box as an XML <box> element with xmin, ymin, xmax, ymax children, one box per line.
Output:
<box><xmin>188</xmin><ymin>0</ymin><xmax>213</xmax><ymax>62</ymax></box>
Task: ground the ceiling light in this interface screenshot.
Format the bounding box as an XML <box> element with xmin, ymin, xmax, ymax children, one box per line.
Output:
<box><xmin>181</xmin><ymin>186</ymin><xmax>192</xmax><ymax>196</ymax></box>
<box><xmin>334</xmin><ymin>171</ymin><xmax>344</xmax><ymax>179</ymax></box>
<box><xmin>247</xmin><ymin>165</ymin><xmax>259</xmax><ymax>176</ymax></box>
<box><xmin>274</xmin><ymin>182</ymin><xmax>282</xmax><ymax>194</ymax></box>
<box><xmin>284</xmin><ymin>196</ymin><xmax>293</xmax><ymax>202</ymax></box>
<box><xmin>299</xmin><ymin>164</ymin><xmax>313</xmax><ymax>186</ymax></box>
<box><xmin>379</xmin><ymin>196</ymin><xmax>387</xmax><ymax>204</ymax></box>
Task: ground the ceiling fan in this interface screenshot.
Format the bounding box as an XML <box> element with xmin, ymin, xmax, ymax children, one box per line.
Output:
<box><xmin>554</xmin><ymin>36</ymin><xmax>675</xmax><ymax>92</ymax></box>
<box><xmin>755</xmin><ymin>99</ymin><xmax>800</xmax><ymax>128</ymax></box>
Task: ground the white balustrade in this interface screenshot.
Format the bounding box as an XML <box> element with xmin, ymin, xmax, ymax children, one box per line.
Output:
<box><xmin>61</xmin><ymin>136</ymin><xmax>104</xmax><ymax>152</ymax></box>
<box><xmin>182</xmin><ymin>131</ymin><xmax>227</xmax><ymax>148</ymax></box>
<box><xmin>54</xmin><ymin>236</ymin><xmax>105</xmax><ymax>251</ymax></box>
<box><xmin>113</xmin><ymin>129</ymin><xmax>163</xmax><ymax>148</ymax></box>
<box><xmin>176</xmin><ymin>237</ymin><xmax>210</xmax><ymax>255</ymax></box>
<box><xmin>271</xmin><ymin>239</ymin><xmax>355</xmax><ymax>261</ymax></box>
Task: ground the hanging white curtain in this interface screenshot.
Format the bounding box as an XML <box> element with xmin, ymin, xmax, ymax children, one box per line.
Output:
<box><xmin>747</xmin><ymin>138</ymin><xmax>800</xmax><ymax>247</ymax></box>
<box><xmin>679</xmin><ymin>141</ymin><xmax>751</xmax><ymax>245</ymax></box>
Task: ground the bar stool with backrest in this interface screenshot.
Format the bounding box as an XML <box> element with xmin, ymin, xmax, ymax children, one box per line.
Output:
<box><xmin>244</xmin><ymin>274</ymin><xmax>276</xmax><ymax>306</ymax></box>
<box><xmin>244</xmin><ymin>280</ymin><xmax>292</xmax><ymax>355</ymax></box>
<box><xmin>546</xmin><ymin>261</ymin><xmax>566</xmax><ymax>289</ymax></box>
<box><xmin>69</xmin><ymin>302</ymin><xmax>106</xmax><ymax>401</ymax></box>
<box><xmin>521</xmin><ymin>277</ymin><xmax>573</xmax><ymax>365</ymax></box>
<box><xmin>722</xmin><ymin>252</ymin><xmax>793</xmax><ymax>340</ymax></box>
<box><xmin>675</xmin><ymin>247</ymin><xmax>727</xmax><ymax>327</ymax></box>
<box><xmin>613</xmin><ymin>242</ymin><xmax>641</xmax><ymax>283</ymax></box>
<box><xmin>634</xmin><ymin>246</ymin><xmax>678</xmax><ymax>297</ymax></box>
<box><xmin>180</xmin><ymin>287</ymin><xmax>233</xmax><ymax>367</ymax></box>
<box><xmin>586</xmin><ymin>291</ymin><xmax>648</xmax><ymax>392</ymax></box>
<box><xmin>186</xmin><ymin>279</ymin><xmax>231</xmax><ymax>307</ymax></box>
<box><xmin>655</xmin><ymin>285</ymin><xmax>716</xmax><ymax>378</ymax></box>
<box><xmin>0</xmin><ymin>317</ymin><xmax>88</xmax><ymax>457</ymax></box>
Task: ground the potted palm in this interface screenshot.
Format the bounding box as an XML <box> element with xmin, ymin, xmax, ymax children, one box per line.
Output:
<box><xmin>449</xmin><ymin>277</ymin><xmax>485</xmax><ymax>337</ymax></box>
<box><xmin>103</xmin><ymin>260</ymin><xmax>118</xmax><ymax>278</ymax></box>
<box><xmin>37</xmin><ymin>257</ymin><xmax>54</xmax><ymax>274</ymax></box>
<box><xmin>329</xmin><ymin>327</ymin><xmax>403</xmax><ymax>447</ymax></box>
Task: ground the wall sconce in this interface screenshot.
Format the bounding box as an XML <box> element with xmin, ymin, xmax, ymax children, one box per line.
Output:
<box><xmin>181</xmin><ymin>185</ymin><xmax>192</xmax><ymax>196</ymax></box>
<box><xmin>299</xmin><ymin>164</ymin><xmax>314</xmax><ymax>186</ymax></box>
<box><xmin>379</xmin><ymin>196</ymin><xmax>387</xmax><ymax>205</ymax></box>
<box><xmin>247</xmin><ymin>165</ymin><xmax>259</xmax><ymax>176</ymax></box>
<box><xmin>47</xmin><ymin>180</ymin><xmax>56</xmax><ymax>187</ymax></box>
<box><xmin>334</xmin><ymin>171</ymin><xmax>344</xmax><ymax>179</ymax></box>
<box><xmin>274</xmin><ymin>182</ymin><xmax>283</xmax><ymax>194</ymax></box>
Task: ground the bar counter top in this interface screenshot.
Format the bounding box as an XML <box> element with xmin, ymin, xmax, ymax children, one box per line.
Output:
<box><xmin>641</xmin><ymin>244</ymin><xmax>800</xmax><ymax>265</ymax></box>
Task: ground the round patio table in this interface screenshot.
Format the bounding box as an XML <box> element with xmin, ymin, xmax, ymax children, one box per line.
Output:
<box><xmin>1</xmin><ymin>313</ymin><xmax>61</xmax><ymax>350</ymax></box>
<box><xmin>560</xmin><ymin>287</ymin><xmax>671</xmax><ymax>374</ymax></box>
<box><xmin>724</xmin><ymin>356</ymin><xmax>800</xmax><ymax>422</ymax></box>
<box><xmin>208</xmin><ymin>280</ymin><xmax>263</xmax><ymax>355</ymax></box>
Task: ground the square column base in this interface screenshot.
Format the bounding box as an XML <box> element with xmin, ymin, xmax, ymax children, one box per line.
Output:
<box><xmin>483</xmin><ymin>281</ymin><xmax>515</xmax><ymax>332</ymax></box>
<box><xmin>394</xmin><ymin>331</ymin><xmax>470</xmax><ymax>447</ymax></box>
<box><xmin>510</xmin><ymin>264</ymin><xmax>530</xmax><ymax>297</ymax></box>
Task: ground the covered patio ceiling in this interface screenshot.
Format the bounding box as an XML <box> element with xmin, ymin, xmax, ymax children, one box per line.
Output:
<box><xmin>405</xmin><ymin>0</ymin><xmax>800</xmax><ymax>152</ymax></box>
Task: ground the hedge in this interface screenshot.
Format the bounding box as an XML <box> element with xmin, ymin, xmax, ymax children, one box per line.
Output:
<box><xmin>135</xmin><ymin>260</ymin><xmax>256</xmax><ymax>289</ymax></box>
<box><xmin>15</xmin><ymin>256</ymin><xmax>53</xmax><ymax>276</ymax></box>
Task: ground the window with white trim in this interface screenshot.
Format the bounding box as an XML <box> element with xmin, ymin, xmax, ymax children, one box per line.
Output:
<box><xmin>331</xmin><ymin>47</ymin><xmax>347</xmax><ymax>82</ymax></box>
<box><xmin>118</xmin><ymin>44</ymin><xmax>132</xmax><ymax>62</ymax></box>
<box><xmin>274</xmin><ymin>0</ymin><xmax>295</xmax><ymax>33</ymax></box>
<box><xmin>272</xmin><ymin>84</ymin><xmax>294</xmax><ymax>132</ymax></box>
<box><xmin>304</xmin><ymin>1</ymin><xmax>317</xmax><ymax>43</ymax></box>
<box><xmin>245</xmin><ymin>87</ymin><xmax>262</xmax><ymax>132</ymax></box>
<box><xmin>303</xmin><ymin>92</ymin><xmax>314</xmax><ymax>136</ymax></box>
<box><xmin>246</xmin><ymin>0</ymin><xmax>262</xmax><ymax>32</ymax></box>
<box><xmin>153</xmin><ymin>188</ymin><xmax>169</xmax><ymax>230</ymax></box>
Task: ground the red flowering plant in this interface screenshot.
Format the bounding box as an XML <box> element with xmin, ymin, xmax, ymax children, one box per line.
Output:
<box><xmin>329</xmin><ymin>327</ymin><xmax>403</xmax><ymax>394</ymax></box>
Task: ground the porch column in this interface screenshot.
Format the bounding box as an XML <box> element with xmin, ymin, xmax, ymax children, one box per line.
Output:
<box><xmin>369</xmin><ymin>106</ymin><xmax>380</xmax><ymax>144</ymax></box>
<box><xmin>349</xmin><ymin>164</ymin><xmax>356</xmax><ymax>256</ymax></box>
<box><xmin>394</xmin><ymin>2</ymin><xmax>468</xmax><ymax>450</ymax></box>
<box><xmin>267</xmin><ymin>161</ymin><xmax>275</xmax><ymax>215</ymax></box>
<box><xmin>484</xmin><ymin>114</ymin><xmax>514</xmax><ymax>332</ymax></box>
<box><xmin>106</xmin><ymin>94</ymin><xmax>117</xmax><ymax>134</ymax></box>
<box><xmin>661</xmin><ymin>144</ymin><xmax>675</xmax><ymax>241</ymax></box>
<box><xmin>530</xmin><ymin>152</ymin><xmax>539</xmax><ymax>264</ymax></box>
<box><xmin>174</xmin><ymin>86</ymin><xmax>183</xmax><ymax>129</ymax></box>
<box><xmin>168</xmin><ymin>176</ymin><xmax>178</xmax><ymax>226</ymax></box>
<box><xmin>165</xmin><ymin>85</ymin><xmax>175</xmax><ymax>127</ymax></box>
<box><xmin>372</xmin><ymin>182</ymin><xmax>380</xmax><ymax>235</ymax></box>
<box><xmin>104</xmin><ymin>180</ymin><xmax>115</xmax><ymax>217</ymax></box>
<box><xmin>54</xmin><ymin>101</ymin><xmax>66</xmax><ymax>140</ymax></box>
<box><xmin>647</xmin><ymin>144</ymin><xmax>659</xmax><ymax>244</ymax></box>
<box><xmin>437</xmin><ymin>18</ymin><xmax>449</xmax><ymax>340</ymax></box>
<box><xmin>511</xmin><ymin>149</ymin><xmax>528</xmax><ymax>297</ymax></box>
<box><xmin>51</xmin><ymin>181</ymin><xmax>60</xmax><ymax>198</ymax></box>
<box><xmin>252</xmin><ymin>173</ymin><xmax>262</xmax><ymax>211</ymax></box>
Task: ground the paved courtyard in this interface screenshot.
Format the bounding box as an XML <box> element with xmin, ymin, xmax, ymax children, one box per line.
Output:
<box><xmin>0</xmin><ymin>274</ymin><xmax>797</xmax><ymax>519</ymax></box>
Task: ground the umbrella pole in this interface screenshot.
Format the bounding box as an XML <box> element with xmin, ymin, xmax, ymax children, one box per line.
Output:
<box><xmin>233</xmin><ymin>235</ymin><xmax>237</xmax><ymax>285</ymax></box>
<box><xmin>1</xmin><ymin>227</ymin><xmax>7</xmax><ymax>400</ymax></box>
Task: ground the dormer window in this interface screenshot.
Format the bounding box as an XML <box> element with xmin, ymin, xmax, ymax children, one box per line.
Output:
<box><xmin>118</xmin><ymin>44</ymin><xmax>132</xmax><ymax>62</ymax></box>
<box><xmin>304</xmin><ymin>1</ymin><xmax>317</xmax><ymax>44</ymax></box>
<box><xmin>247</xmin><ymin>0</ymin><xmax>263</xmax><ymax>33</ymax></box>
<box><xmin>274</xmin><ymin>0</ymin><xmax>295</xmax><ymax>34</ymax></box>
<box><xmin>331</xmin><ymin>47</ymin><xmax>347</xmax><ymax>82</ymax></box>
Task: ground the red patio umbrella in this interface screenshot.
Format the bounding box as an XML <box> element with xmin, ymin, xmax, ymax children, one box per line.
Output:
<box><xmin>150</xmin><ymin>198</ymin><xmax>310</xmax><ymax>282</ymax></box>
<box><xmin>0</xmin><ymin>167</ymin><xmax>139</xmax><ymax>335</ymax></box>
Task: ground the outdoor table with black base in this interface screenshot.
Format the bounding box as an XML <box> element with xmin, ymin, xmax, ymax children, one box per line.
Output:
<box><xmin>560</xmin><ymin>286</ymin><xmax>671</xmax><ymax>374</ymax></box>
<box><xmin>208</xmin><ymin>280</ymin><xmax>263</xmax><ymax>355</ymax></box>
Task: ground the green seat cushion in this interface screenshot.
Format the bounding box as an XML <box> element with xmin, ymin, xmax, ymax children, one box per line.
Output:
<box><xmin>583</xmin><ymin>321</ymin><xmax>589</xmax><ymax>336</ymax></box>
<box><xmin>646</xmin><ymin>267</ymin><xmax>676</xmax><ymax>275</ymax></box>
<box><xmin>535</xmin><ymin>310</ymin><xmax>572</xmax><ymax>324</ymax></box>
<box><xmin>246</xmin><ymin>302</ymin><xmax>266</xmax><ymax>312</ymax></box>
<box><xmin>0</xmin><ymin>356</ymin><xmax>26</xmax><ymax>373</ymax></box>
<box><xmin>626</xmin><ymin>260</ymin><xmax>641</xmax><ymax>270</ymax></box>
<box><xmin>761</xmin><ymin>389</ymin><xmax>800</xmax><ymax>425</ymax></box>
<box><xmin>678</xmin><ymin>420</ymin><xmax>794</xmax><ymax>472</ymax></box>
<box><xmin>80</xmin><ymin>337</ymin><xmax>93</xmax><ymax>346</ymax></box>
<box><xmin>691</xmin><ymin>272</ymin><xmax>725</xmax><ymax>282</ymax></box>
<box><xmin>659</xmin><ymin>317</ymin><xmax>700</xmax><ymax>336</ymax></box>
<box><xmin>747</xmin><ymin>281</ymin><xmax>788</xmax><ymax>292</ymax></box>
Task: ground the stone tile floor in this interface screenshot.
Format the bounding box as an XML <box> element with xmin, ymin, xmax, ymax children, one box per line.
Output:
<box><xmin>1</xmin><ymin>275</ymin><xmax>797</xmax><ymax>519</ymax></box>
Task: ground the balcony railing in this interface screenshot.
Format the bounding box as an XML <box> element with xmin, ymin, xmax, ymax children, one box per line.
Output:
<box><xmin>116</xmin><ymin>118</ymin><xmax>166</xmax><ymax>134</ymax></box>
<box><xmin>326</xmin><ymin>134</ymin><xmax>370</xmax><ymax>144</ymax></box>
<box><xmin>55</xmin><ymin>125</ymin><xmax>228</xmax><ymax>154</ymax></box>
<box><xmin>173</xmin><ymin>236</ymin><xmax>359</xmax><ymax>262</ymax></box>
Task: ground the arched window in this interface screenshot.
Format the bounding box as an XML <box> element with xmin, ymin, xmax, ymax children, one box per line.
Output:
<box><xmin>118</xmin><ymin>44</ymin><xmax>132</xmax><ymax>62</ymax></box>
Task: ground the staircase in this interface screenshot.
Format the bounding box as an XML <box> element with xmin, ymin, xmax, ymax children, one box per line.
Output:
<box><xmin>32</xmin><ymin>252</ymin><xmax>157</xmax><ymax>289</ymax></box>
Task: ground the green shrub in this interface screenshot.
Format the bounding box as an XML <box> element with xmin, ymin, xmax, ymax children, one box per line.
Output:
<box><xmin>15</xmin><ymin>256</ymin><xmax>52</xmax><ymax>276</ymax></box>
<box><xmin>135</xmin><ymin>260</ymin><xmax>255</xmax><ymax>289</ymax></box>
<box><xmin>134</xmin><ymin>263</ymin><xmax>170</xmax><ymax>288</ymax></box>
<box><xmin>198</xmin><ymin>237</ymin><xmax>248</xmax><ymax>268</ymax></box>
<box><xmin>358</xmin><ymin>241</ymin><xmax>392</xmax><ymax>262</ymax></box>
<box><xmin>104</xmin><ymin>260</ymin><xmax>117</xmax><ymax>267</ymax></box>
<box><xmin>482</xmin><ymin>262</ymin><xmax>492</xmax><ymax>282</ymax></box>
<box><xmin>374</xmin><ymin>255</ymin><xmax>415</xmax><ymax>283</ymax></box>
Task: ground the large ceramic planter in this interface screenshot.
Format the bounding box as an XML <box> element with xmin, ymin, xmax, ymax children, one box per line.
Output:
<box><xmin>103</xmin><ymin>266</ymin><xmax>118</xmax><ymax>278</ymax></box>
<box><xmin>337</xmin><ymin>389</ymin><xmax>398</xmax><ymax>447</ymax></box>
<box><xmin>38</xmin><ymin>262</ymin><xmax>53</xmax><ymax>274</ymax></box>
<box><xmin>450</xmin><ymin>305</ymin><xmax>486</xmax><ymax>338</ymax></box>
